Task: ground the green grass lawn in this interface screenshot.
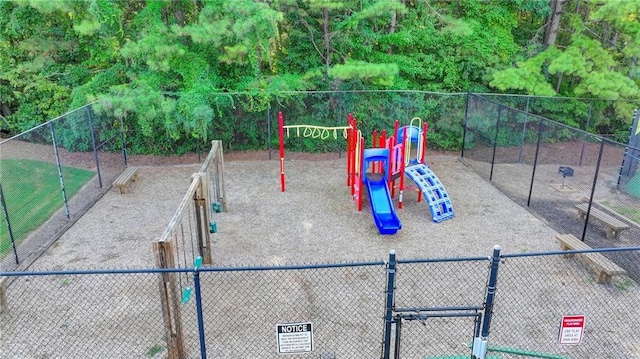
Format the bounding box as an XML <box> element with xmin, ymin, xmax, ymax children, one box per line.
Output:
<box><xmin>626</xmin><ymin>172</ymin><xmax>640</xmax><ymax>199</ymax></box>
<box><xmin>601</xmin><ymin>200</ymin><xmax>640</xmax><ymax>225</ymax></box>
<box><xmin>0</xmin><ymin>158</ymin><xmax>95</xmax><ymax>259</ymax></box>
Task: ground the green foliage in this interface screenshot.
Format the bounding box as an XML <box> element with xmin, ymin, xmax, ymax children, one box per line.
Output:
<box><xmin>146</xmin><ymin>344</ymin><xmax>164</xmax><ymax>358</ymax></box>
<box><xmin>489</xmin><ymin>0</ymin><xmax>640</xmax><ymax>135</ymax></box>
<box><xmin>329</xmin><ymin>61</ymin><xmax>399</xmax><ymax>86</ymax></box>
<box><xmin>490</xmin><ymin>49</ymin><xmax>559</xmax><ymax>96</ymax></box>
<box><xmin>1</xmin><ymin>0</ymin><xmax>638</xmax><ymax>154</ymax></box>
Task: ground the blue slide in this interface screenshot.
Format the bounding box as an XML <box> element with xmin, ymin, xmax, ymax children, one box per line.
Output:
<box><xmin>362</xmin><ymin>147</ymin><xmax>402</xmax><ymax>235</ymax></box>
<box><xmin>365</xmin><ymin>176</ymin><xmax>401</xmax><ymax>234</ymax></box>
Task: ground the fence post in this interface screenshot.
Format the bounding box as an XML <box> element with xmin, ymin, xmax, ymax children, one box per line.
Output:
<box><xmin>582</xmin><ymin>139</ymin><xmax>605</xmax><ymax>241</ymax></box>
<box><xmin>268</xmin><ymin>104</ymin><xmax>272</xmax><ymax>160</ymax></box>
<box><xmin>578</xmin><ymin>100</ymin><xmax>594</xmax><ymax>166</ymax></box>
<box><xmin>153</xmin><ymin>240</ymin><xmax>186</xmax><ymax>359</ymax></box>
<box><xmin>382</xmin><ymin>249</ymin><xmax>397</xmax><ymax>359</ymax></box>
<box><xmin>212</xmin><ymin>140</ymin><xmax>228</xmax><ymax>212</ymax></box>
<box><xmin>120</xmin><ymin>116</ymin><xmax>128</xmax><ymax>166</ymax></box>
<box><xmin>517</xmin><ymin>96</ymin><xmax>530</xmax><ymax>163</ymax></box>
<box><xmin>193</xmin><ymin>264</ymin><xmax>208</xmax><ymax>359</ymax></box>
<box><xmin>461</xmin><ymin>92</ymin><xmax>471</xmax><ymax>159</ymax></box>
<box><xmin>193</xmin><ymin>175</ymin><xmax>212</xmax><ymax>265</ymax></box>
<box><xmin>527</xmin><ymin>120</ymin><xmax>545</xmax><ymax>207</ymax></box>
<box><xmin>86</xmin><ymin>105</ymin><xmax>103</xmax><ymax>188</ymax></box>
<box><xmin>489</xmin><ymin>105</ymin><xmax>502</xmax><ymax>182</ymax></box>
<box><xmin>0</xmin><ymin>182</ymin><xmax>18</xmax><ymax>265</ymax></box>
<box><xmin>49</xmin><ymin>122</ymin><xmax>70</xmax><ymax>219</ymax></box>
<box><xmin>473</xmin><ymin>245</ymin><xmax>501</xmax><ymax>359</ymax></box>
<box><xmin>393</xmin><ymin>313</ymin><xmax>402</xmax><ymax>359</ymax></box>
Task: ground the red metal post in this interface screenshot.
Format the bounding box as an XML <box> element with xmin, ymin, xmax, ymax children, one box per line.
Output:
<box><xmin>278</xmin><ymin>112</ymin><xmax>285</xmax><ymax>192</ymax></box>
<box><xmin>376</xmin><ymin>130</ymin><xmax>389</xmax><ymax>174</ymax></box>
<box><xmin>349</xmin><ymin>115</ymin><xmax>357</xmax><ymax>194</ymax></box>
<box><xmin>357</xmin><ymin>136</ymin><xmax>364</xmax><ymax>212</ymax></box>
<box><xmin>390</xmin><ymin>120</ymin><xmax>400</xmax><ymax>198</ymax></box>
<box><xmin>372</xmin><ymin>129</ymin><xmax>378</xmax><ymax>173</ymax></box>
<box><xmin>393</xmin><ymin>120</ymin><xmax>399</xmax><ymax>141</ymax></box>
<box><xmin>417</xmin><ymin>122</ymin><xmax>428</xmax><ymax>203</ymax></box>
<box><xmin>347</xmin><ymin>114</ymin><xmax>354</xmax><ymax>187</ymax></box>
<box><xmin>398</xmin><ymin>126</ymin><xmax>407</xmax><ymax>209</ymax></box>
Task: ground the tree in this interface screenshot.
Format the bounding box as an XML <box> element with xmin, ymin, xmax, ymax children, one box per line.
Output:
<box><xmin>491</xmin><ymin>0</ymin><xmax>639</xmax><ymax>100</ymax></box>
<box><xmin>1</xmin><ymin>0</ymin><xmax>636</xmax><ymax>151</ymax></box>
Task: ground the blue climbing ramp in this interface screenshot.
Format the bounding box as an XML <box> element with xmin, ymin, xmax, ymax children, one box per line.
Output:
<box><xmin>405</xmin><ymin>163</ymin><xmax>455</xmax><ymax>222</ymax></box>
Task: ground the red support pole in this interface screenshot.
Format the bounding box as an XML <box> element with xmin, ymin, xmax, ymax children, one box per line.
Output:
<box><xmin>390</xmin><ymin>120</ymin><xmax>400</xmax><ymax>198</ymax></box>
<box><xmin>347</xmin><ymin>114</ymin><xmax>353</xmax><ymax>187</ymax></box>
<box><xmin>351</xmin><ymin>123</ymin><xmax>359</xmax><ymax>198</ymax></box>
<box><xmin>278</xmin><ymin>112</ymin><xmax>285</xmax><ymax>192</ymax></box>
<box><xmin>416</xmin><ymin>122</ymin><xmax>428</xmax><ymax>203</ymax></box>
<box><xmin>372</xmin><ymin>129</ymin><xmax>378</xmax><ymax>148</ymax></box>
<box><xmin>386</xmin><ymin>134</ymin><xmax>393</xmax><ymax>195</ymax></box>
<box><xmin>349</xmin><ymin>115</ymin><xmax>358</xmax><ymax>195</ymax></box>
<box><xmin>381</xmin><ymin>130</ymin><xmax>387</xmax><ymax>175</ymax></box>
<box><xmin>393</xmin><ymin>120</ymin><xmax>399</xmax><ymax>141</ymax></box>
<box><xmin>358</xmin><ymin>136</ymin><xmax>364</xmax><ymax>212</ymax></box>
<box><xmin>372</xmin><ymin>129</ymin><xmax>378</xmax><ymax>173</ymax></box>
<box><xmin>398</xmin><ymin>126</ymin><xmax>407</xmax><ymax>209</ymax></box>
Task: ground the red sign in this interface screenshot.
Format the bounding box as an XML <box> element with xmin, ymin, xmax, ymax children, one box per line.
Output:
<box><xmin>558</xmin><ymin>315</ymin><xmax>585</xmax><ymax>344</ymax></box>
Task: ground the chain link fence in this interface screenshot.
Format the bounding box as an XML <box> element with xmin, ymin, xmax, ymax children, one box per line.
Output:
<box><xmin>2</xmin><ymin>91</ymin><xmax>640</xmax><ymax>358</ymax></box>
<box><xmin>4</xmin><ymin>92</ymin><xmax>634</xmax><ymax>274</ymax></box>
<box><xmin>392</xmin><ymin>257</ymin><xmax>491</xmax><ymax>358</ymax></box>
<box><xmin>2</xmin><ymin>247</ymin><xmax>639</xmax><ymax>358</ymax></box>
<box><xmin>0</xmin><ymin>103</ymin><xmax>126</xmax><ymax>271</ymax></box>
<box><xmin>462</xmin><ymin>94</ymin><xmax>640</xmax><ymax>283</ymax></box>
<box><xmin>0</xmin><ymin>270</ymin><xmax>166</xmax><ymax>358</ymax></box>
<box><xmin>494</xmin><ymin>250</ymin><xmax>640</xmax><ymax>359</ymax></box>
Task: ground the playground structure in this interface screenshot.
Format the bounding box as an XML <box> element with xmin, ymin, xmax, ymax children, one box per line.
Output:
<box><xmin>152</xmin><ymin>140</ymin><xmax>226</xmax><ymax>359</ymax></box>
<box><xmin>278</xmin><ymin>112</ymin><xmax>454</xmax><ymax>234</ymax></box>
<box><xmin>353</xmin><ymin>116</ymin><xmax>455</xmax><ymax>223</ymax></box>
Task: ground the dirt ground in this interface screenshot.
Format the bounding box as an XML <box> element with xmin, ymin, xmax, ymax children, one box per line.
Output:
<box><xmin>1</xmin><ymin>139</ymin><xmax>639</xmax><ymax>358</ymax></box>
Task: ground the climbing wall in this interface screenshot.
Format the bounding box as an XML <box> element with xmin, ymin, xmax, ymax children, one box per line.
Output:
<box><xmin>405</xmin><ymin>164</ymin><xmax>455</xmax><ymax>223</ymax></box>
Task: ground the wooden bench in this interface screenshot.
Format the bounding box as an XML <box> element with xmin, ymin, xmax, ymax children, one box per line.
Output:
<box><xmin>556</xmin><ymin>234</ymin><xmax>627</xmax><ymax>284</ymax></box>
<box><xmin>113</xmin><ymin>166</ymin><xmax>139</xmax><ymax>194</ymax></box>
<box><xmin>575</xmin><ymin>203</ymin><xmax>630</xmax><ymax>240</ymax></box>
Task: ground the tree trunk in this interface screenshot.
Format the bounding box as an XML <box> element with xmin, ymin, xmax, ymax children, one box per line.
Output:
<box><xmin>174</xmin><ymin>10</ymin><xmax>185</xmax><ymax>27</ymax></box>
<box><xmin>544</xmin><ymin>0</ymin><xmax>564</xmax><ymax>47</ymax></box>
<box><xmin>323</xmin><ymin>6</ymin><xmax>331</xmax><ymax>70</ymax></box>
<box><xmin>555</xmin><ymin>72</ymin><xmax>563</xmax><ymax>93</ymax></box>
<box><xmin>387</xmin><ymin>10</ymin><xmax>397</xmax><ymax>54</ymax></box>
<box><xmin>611</xmin><ymin>30</ymin><xmax>619</xmax><ymax>48</ymax></box>
<box><xmin>256</xmin><ymin>44</ymin><xmax>262</xmax><ymax>74</ymax></box>
<box><xmin>1</xmin><ymin>103</ymin><xmax>11</xmax><ymax>118</ymax></box>
<box><xmin>389</xmin><ymin>11</ymin><xmax>397</xmax><ymax>35</ymax></box>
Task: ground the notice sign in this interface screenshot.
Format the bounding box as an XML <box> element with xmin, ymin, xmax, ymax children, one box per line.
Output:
<box><xmin>558</xmin><ymin>315</ymin><xmax>585</xmax><ymax>344</ymax></box>
<box><xmin>277</xmin><ymin>322</ymin><xmax>313</xmax><ymax>354</ymax></box>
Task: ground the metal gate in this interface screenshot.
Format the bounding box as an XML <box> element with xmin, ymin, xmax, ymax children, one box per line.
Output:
<box><xmin>381</xmin><ymin>247</ymin><xmax>502</xmax><ymax>359</ymax></box>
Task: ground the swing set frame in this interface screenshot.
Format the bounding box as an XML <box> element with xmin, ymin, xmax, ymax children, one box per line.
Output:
<box><xmin>153</xmin><ymin>140</ymin><xmax>226</xmax><ymax>359</ymax></box>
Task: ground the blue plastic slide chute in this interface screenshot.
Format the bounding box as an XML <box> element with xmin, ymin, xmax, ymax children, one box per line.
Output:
<box><xmin>362</xmin><ymin>148</ymin><xmax>401</xmax><ymax>235</ymax></box>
